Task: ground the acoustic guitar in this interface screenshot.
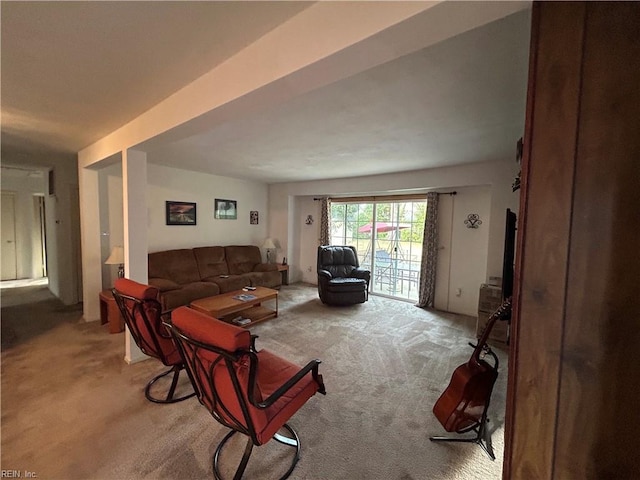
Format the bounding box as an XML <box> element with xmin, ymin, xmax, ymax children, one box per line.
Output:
<box><xmin>432</xmin><ymin>297</ymin><xmax>512</xmax><ymax>433</ymax></box>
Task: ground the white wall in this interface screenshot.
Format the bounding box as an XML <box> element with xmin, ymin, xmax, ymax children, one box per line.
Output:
<box><xmin>84</xmin><ymin>158</ymin><xmax>515</xmax><ymax>319</ymax></box>
<box><xmin>98</xmin><ymin>162</ymin><xmax>124</xmax><ymax>289</ymax></box>
<box><xmin>268</xmin><ymin>159</ymin><xmax>519</xmax><ymax>316</ymax></box>
<box><xmin>146</xmin><ymin>164</ymin><xmax>269</xmax><ymax>253</ymax></box>
<box><xmin>297</xmin><ymin>196</ymin><xmax>319</xmax><ymax>283</ymax></box>
<box><xmin>83</xmin><ymin>161</ymin><xmax>271</xmax><ymax>322</ymax></box>
<box><xmin>435</xmin><ymin>186</ymin><xmax>491</xmax><ymax>315</ymax></box>
<box><xmin>98</xmin><ymin>162</ymin><xmax>271</xmax><ymax>256</ymax></box>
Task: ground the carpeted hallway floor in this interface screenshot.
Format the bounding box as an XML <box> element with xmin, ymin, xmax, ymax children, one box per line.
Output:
<box><xmin>1</xmin><ymin>283</ymin><xmax>507</xmax><ymax>479</ymax></box>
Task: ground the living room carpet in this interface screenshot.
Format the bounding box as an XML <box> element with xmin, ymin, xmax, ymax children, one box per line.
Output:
<box><xmin>1</xmin><ymin>283</ymin><xmax>507</xmax><ymax>479</ymax></box>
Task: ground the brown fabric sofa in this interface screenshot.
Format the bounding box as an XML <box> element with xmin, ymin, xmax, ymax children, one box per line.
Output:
<box><xmin>148</xmin><ymin>245</ymin><xmax>281</xmax><ymax>310</ymax></box>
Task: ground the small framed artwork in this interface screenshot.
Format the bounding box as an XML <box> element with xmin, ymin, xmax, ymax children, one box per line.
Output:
<box><xmin>166</xmin><ymin>201</ymin><xmax>197</xmax><ymax>225</ymax></box>
<box><xmin>250</xmin><ymin>211</ymin><xmax>259</xmax><ymax>225</ymax></box>
<box><xmin>214</xmin><ymin>199</ymin><xmax>237</xmax><ymax>219</ymax></box>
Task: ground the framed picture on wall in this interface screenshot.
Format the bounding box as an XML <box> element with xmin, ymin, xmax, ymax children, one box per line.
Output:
<box><xmin>214</xmin><ymin>199</ymin><xmax>237</xmax><ymax>219</ymax></box>
<box><xmin>250</xmin><ymin>211</ymin><xmax>259</xmax><ymax>225</ymax></box>
<box><xmin>166</xmin><ymin>201</ymin><xmax>197</xmax><ymax>225</ymax></box>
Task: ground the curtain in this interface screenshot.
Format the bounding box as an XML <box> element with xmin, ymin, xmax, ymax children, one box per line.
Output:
<box><xmin>417</xmin><ymin>192</ymin><xmax>439</xmax><ymax>308</ymax></box>
<box><xmin>319</xmin><ymin>197</ymin><xmax>331</xmax><ymax>246</ymax></box>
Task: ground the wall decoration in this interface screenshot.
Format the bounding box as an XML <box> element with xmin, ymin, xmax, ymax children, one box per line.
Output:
<box><xmin>464</xmin><ymin>213</ymin><xmax>482</xmax><ymax>229</ymax></box>
<box><xmin>166</xmin><ymin>201</ymin><xmax>196</xmax><ymax>225</ymax></box>
<box><xmin>305</xmin><ymin>215</ymin><xmax>314</xmax><ymax>225</ymax></box>
<box><xmin>513</xmin><ymin>136</ymin><xmax>523</xmax><ymax>192</ymax></box>
<box><xmin>48</xmin><ymin>169</ymin><xmax>55</xmax><ymax>196</ymax></box>
<box><xmin>250</xmin><ymin>211</ymin><xmax>259</xmax><ymax>225</ymax></box>
<box><xmin>214</xmin><ymin>199</ymin><xmax>237</xmax><ymax>219</ymax></box>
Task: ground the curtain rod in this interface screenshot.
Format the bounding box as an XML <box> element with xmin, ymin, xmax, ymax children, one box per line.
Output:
<box><xmin>313</xmin><ymin>191</ymin><xmax>456</xmax><ymax>201</ymax></box>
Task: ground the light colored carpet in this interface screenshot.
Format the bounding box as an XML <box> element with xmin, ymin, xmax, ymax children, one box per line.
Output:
<box><xmin>1</xmin><ymin>283</ymin><xmax>506</xmax><ymax>479</ymax></box>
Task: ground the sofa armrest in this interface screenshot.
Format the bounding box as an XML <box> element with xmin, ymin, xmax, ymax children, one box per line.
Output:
<box><xmin>253</xmin><ymin>263</ymin><xmax>277</xmax><ymax>272</ymax></box>
<box><xmin>318</xmin><ymin>269</ymin><xmax>333</xmax><ymax>281</ymax></box>
<box><xmin>148</xmin><ymin>278</ymin><xmax>181</xmax><ymax>292</ymax></box>
<box><xmin>350</xmin><ymin>268</ymin><xmax>371</xmax><ymax>284</ymax></box>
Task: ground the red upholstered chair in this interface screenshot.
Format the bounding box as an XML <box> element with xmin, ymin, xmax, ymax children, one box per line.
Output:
<box><xmin>112</xmin><ymin>278</ymin><xmax>195</xmax><ymax>404</ymax></box>
<box><xmin>168</xmin><ymin>306</ymin><xmax>326</xmax><ymax>480</ymax></box>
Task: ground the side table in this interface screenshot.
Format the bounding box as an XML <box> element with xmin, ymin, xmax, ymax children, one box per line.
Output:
<box><xmin>276</xmin><ymin>264</ymin><xmax>289</xmax><ymax>285</ymax></box>
<box><xmin>99</xmin><ymin>289</ymin><xmax>125</xmax><ymax>334</ymax></box>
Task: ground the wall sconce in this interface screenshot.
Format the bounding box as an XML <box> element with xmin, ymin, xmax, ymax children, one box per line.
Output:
<box><xmin>305</xmin><ymin>215</ymin><xmax>314</xmax><ymax>225</ymax></box>
<box><xmin>105</xmin><ymin>245</ymin><xmax>125</xmax><ymax>278</ymax></box>
<box><xmin>464</xmin><ymin>214</ymin><xmax>482</xmax><ymax>229</ymax></box>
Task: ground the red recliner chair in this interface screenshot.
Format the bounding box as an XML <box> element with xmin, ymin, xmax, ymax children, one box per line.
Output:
<box><xmin>168</xmin><ymin>305</ymin><xmax>326</xmax><ymax>480</ymax></box>
<box><xmin>112</xmin><ymin>278</ymin><xmax>195</xmax><ymax>404</ymax></box>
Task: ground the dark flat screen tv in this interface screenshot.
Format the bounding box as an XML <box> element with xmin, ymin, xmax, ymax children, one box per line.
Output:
<box><xmin>502</xmin><ymin>209</ymin><xmax>517</xmax><ymax>300</ymax></box>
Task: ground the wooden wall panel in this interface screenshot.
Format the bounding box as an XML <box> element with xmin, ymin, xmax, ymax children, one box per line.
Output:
<box><xmin>502</xmin><ymin>3</ymin><xmax>538</xmax><ymax>476</ymax></box>
<box><xmin>505</xmin><ymin>2</ymin><xmax>640</xmax><ymax>479</ymax></box>
<box><xmin>555</xmin><ymin>3</ymin><xmax>640</xmax><ymax>478</ymax></box>
<box><xmin>505</xmin><ymin>3</ymin><xmax>585</xmax><ymax>478</ymax></box>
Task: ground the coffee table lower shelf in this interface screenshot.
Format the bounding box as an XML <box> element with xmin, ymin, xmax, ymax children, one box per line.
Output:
<box><xmin>224</xmin><ymin>306</ymin><xmax>276</xmax><ymax>327</ymax></box>
<box><xmin>189</xmin><ymin>286</ymin><xmax>279</xmax><ymax>329</ymax></box>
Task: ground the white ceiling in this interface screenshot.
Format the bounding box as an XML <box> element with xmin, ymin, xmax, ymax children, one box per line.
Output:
<box><xmin>1</xmin><ymin>2</ymin><xmax>531</xmax><ymax>184</ymax></box>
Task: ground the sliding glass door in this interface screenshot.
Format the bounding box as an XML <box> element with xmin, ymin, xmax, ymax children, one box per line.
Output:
<box><xmin>330</xmin><ymin>199</ymin><xmax>426</xmax><ymax>301</ymax></box>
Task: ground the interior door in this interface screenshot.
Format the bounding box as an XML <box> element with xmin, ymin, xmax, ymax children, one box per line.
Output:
<box><xmin>2</xmin><ymin>192</ymin><xmax>18</xmax><ymax>280</ymax></box>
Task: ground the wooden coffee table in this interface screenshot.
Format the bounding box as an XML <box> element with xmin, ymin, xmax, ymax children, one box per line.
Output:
<box><xmin>190</xmin><ymin>286</ymin><xmax>278</xmax><ymax>327</ymax></box>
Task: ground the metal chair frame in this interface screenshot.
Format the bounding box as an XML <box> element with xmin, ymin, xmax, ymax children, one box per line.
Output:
<box><xmin>168</xmin><ymin>323</ymin><xmax>325</xmax><ymax>480</ymax></box>
<box><xmin>112</xmin><ymin>290</ymin><xmax>195</xmax><ymax>404</ymax></box>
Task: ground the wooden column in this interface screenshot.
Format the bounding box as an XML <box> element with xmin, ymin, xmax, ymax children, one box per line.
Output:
<box><xmin>504</xmin><ymin>2</ymin><xmax>640</xmax><ymax>479</ymax></box>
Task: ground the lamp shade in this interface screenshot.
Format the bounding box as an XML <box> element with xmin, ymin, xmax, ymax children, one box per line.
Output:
<box><xmin>262</xmin><ymin>238</ymin><xmax>276</xmax><ymax>250</ymax></box>
<box><xmin>105</xmin><ymin>246</ymin><xmax>124</xmax><ymax>265</ymax></box>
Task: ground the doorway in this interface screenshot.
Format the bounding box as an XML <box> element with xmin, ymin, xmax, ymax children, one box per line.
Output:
<box><xmin>34</xmin><ymin>195</ymin><xmax>48</xmax><ymax>278</ymax></box>
<box><xmin>2</xmin><ymin>192</ymin><xmax>18</xmax><ymax>280</ymax></box>
<box><xmin>330</xmin><ymin>198</ymin><xmax>427</xmax><ymax>301</ymax></box>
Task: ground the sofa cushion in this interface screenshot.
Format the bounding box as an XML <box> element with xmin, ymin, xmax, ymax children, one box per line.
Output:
<box><xmin>160</xmin><ymin>281</ymin><xmax>220</xmax><ymax>311</ymax></box>
<box><xmin>203</xmin><ymin>274</ymin><xmax>249</xmax><ymax>293</ymax></box>
<box><xmin>193</xmin><ymin>246</ymin><xmax>230</xmax><ymax>278</ymax></box>
<box><xmin>253</xmin><ymin>263</ymin><xmax>278</xmax><ymax>273</ymax></box>
<box><xmin>327</xmin><ymin>277</ymin><xmax>367</xmax><ymax>292</ymax></box>
<box><xmin>148</xmin><ymin>278</ymin><xmax>181</xmax><ymax>293</ymax></box>
<box><xmin>243</xmin><ymin>271</ymin><xmax>282</xmax><ymax>289</ymax></box>
<box><xmin>148</xmin><ymin>245</ymin><xmax>280</xmax><ymax>310</ymax></box>
<box><xmin>225</xmin><ymin>245</ymin><xmax>262</xmax><ymax>275</ymax></box>
<box><xmin>148</xmin><ymin>249</ymin><xmax>201</xmax><ymax>285</ymax></box>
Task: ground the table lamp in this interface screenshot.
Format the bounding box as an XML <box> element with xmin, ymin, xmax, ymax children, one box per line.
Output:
<box><xmin>262</xmin><ymin>238</ymin><xmax>277</xmax><ymax>264</ymax></box>
<box><xmin>105</xmin><ymin>245</ymin><xmax>125</xmax><ymax>278</ymax></box>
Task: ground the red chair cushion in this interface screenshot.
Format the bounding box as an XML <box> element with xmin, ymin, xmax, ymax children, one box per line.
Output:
<box><xmin>254</xmin><ymin>349</ymin><xmax>320</xmax><ymax>445</ymax></box>
<box><xmin>171</xmin><ymin>307</ymin><xmax>260</xmax><ymax>426</ymax></box>
<box><xmin>171</xmin><ymin>306</ymin><xmax>251</xmax><ymax>352</ymax></box>
<box><xmin>113</xmin><ymin>278</ymin><xmax>182</xmax><ymax>366</ymax></box>
<box><xmin>115</xmin><ymin>278</ymin><xmax>159</xmax><ymax>300</ymax></box>
<box><xmin>171</xmin><ymin>306</ymin><xmax>318</xmax><ymax>445</ymax></box>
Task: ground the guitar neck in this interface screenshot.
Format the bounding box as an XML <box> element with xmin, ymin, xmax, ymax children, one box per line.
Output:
<box><xmin>472</xmin><ymin>297</ymin><xmax>512</xmax><ymax>362</ymax></box>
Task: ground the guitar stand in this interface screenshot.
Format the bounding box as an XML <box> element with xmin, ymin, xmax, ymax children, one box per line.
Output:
<box><xmin>429</xmin><ymin>407</ymin><xmax>495</xmax><ymax>460</ymax></box>
<box><xmin>429</xmin><ymin>342</ymin><xmax>498</xmax><ymax>461</ymax></box>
